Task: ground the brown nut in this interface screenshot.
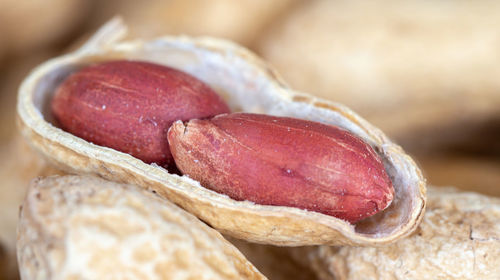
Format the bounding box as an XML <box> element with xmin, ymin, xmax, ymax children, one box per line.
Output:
<box><xmin>291</xmin><ymin>186</ymin><xmax>500</xmax><ymax>280</ymax></box>
<box><xmin>168</xmin><ymin>113</ymin><xmax>394</xmax><ymax>223</ymax></box>
<box><xmin>51</xmin><ymin>60</ymin><xmax>230</xmax><ymax>167</ymax></box>
<box><xmin>16</xmin><ymin>18</ymin><xmax>426</xmax><ymax>246</ymax></box>
<box><xmin>17</xmin><ymin>175</ymin><xmax>265</xmax><ymax>279</ymax></box>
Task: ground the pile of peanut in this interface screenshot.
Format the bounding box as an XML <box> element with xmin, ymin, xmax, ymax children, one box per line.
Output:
<box><xmin>1</xmin><ymin>1</ymin><xmax>499</xmax><ymax>279</ymax></box>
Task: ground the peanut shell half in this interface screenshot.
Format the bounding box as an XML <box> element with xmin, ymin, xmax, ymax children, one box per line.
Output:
<box><xmin>291</xmin><ymin>186</ymin><xmax>500</xmax><ymax>280</ymax></box>
<box><xmin>17</xmin><ymin>175</ymin><xmax>265</xmax><ymax>280</ymax></box>
<box><xmin>16</xmin><ymin>18</ymin><xmax>426</xmax><ymax>246</ymax></box>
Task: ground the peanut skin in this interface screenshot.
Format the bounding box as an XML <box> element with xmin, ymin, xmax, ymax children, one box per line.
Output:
<box><xmin>51</xmin><ymin>60</ymin><xmax>230</xmax><ymax>167</ymax></box>
<box><xmin>168</xmin><ymin>113</ymin><xmax>394</xmax><ymax>223</ymax></box>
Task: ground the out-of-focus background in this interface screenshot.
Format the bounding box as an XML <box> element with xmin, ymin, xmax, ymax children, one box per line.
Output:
<box><xmin>1</xmin><ymin>0</ymin><xmax>499</xmax><ymax>279</ymax></box>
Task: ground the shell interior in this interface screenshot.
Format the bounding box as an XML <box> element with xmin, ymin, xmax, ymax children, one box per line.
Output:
<box><xmin>18</xmin><ymin>22</ymin><xmax>426</xmax><ymax>246</ymax></box>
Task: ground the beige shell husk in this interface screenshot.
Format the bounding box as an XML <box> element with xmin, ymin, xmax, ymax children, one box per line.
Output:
<box><xmin>0</xmin><ymin>134</ymin><xmax>63</xmax><ymax>280</ymax></box>
<box><xmin>257</xmin><ymin>0</ymin><xmax>500</xmax><ymax>143</ymax></box>
<box><xmin>17</xmin><ymin>18</ymin><xmax>426</xmax><ymax>246</ymax></box>
<box><xmin>17</xmin><ymin>175</ymin><xmax>266</xmax><ymax>279</ymax></box>
<box><xmin>291</xmin><ymin>186</ymin><xmax>500</xmax><ymax>280</ymax></box>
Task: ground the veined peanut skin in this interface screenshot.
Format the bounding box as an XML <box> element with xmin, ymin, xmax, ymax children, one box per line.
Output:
<box><xmin>168</xmin><ymin>113</ymin><xmax>394</xmax><ymax>223</ymax></box>
<box><xmin>51</xmin><ymin>60</ymin><xmax>230</xmax><ymax>167</ymax></box>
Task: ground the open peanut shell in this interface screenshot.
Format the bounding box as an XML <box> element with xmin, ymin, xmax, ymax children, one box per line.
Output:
<box><xmin>17</xmin><ymin>18</ymin><xmax>426</xmax><ymax>246</ymax></box>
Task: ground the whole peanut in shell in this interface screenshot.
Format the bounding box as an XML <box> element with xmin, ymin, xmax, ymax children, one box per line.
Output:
<box><xmin>51</xmin><ymin>60</ymin><xmax>230</xmax><ymax>167</ymax></box>
<box><xmin>17</xmin><ymin>175</ymin><xmax>265</xmax><ymax>279</ymax></box>
<box><xmin>290</xmin><ymin>186</ymin><xmax>500</xmax><ymax>280</ymax></box>
<box><xmin>168</xmin><ymin>113</ymin><xmax>394</xmax><ymax>223</ymax></box>
<box><xmin>18</xmin><ymin>19</ymin><xmax>426</xmax><ymax>245</ymax></box>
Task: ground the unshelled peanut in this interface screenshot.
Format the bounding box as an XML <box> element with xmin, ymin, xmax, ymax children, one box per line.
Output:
<box><xmin>168</xmin><ymin>113</ymin><xmax>394</xmax><ymax>223</ymax></box>
<box><xmin>51</xmin><ymin>60</ymin><xmax>230</xmax><ymax>167</ymax></box>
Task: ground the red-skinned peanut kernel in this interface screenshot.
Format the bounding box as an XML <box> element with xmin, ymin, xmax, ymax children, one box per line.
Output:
<box><xmin>168</xmin><ymin>113</ymin><xmax>394</xmax><ymax>223</ymax></box>
<box><xmin>51</xmin><ymin>60</ymin><xmax>230</xmax><ymax>167</ymax></box>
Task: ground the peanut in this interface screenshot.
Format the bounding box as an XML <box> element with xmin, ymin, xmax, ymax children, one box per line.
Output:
<box><xmin>17</xmin><ymin>175</ymin><xmax>265</xmax><ymax>279</ymax></box>
<box><xmin>18</xmin><ymin>20</ymin><xmax>426</xmax><ymax>245</ymax></box>
<box><xmin>51</xmin><ymin>60</ymin><xmax>230</xmax><ymax>167</ymax></box>
<box><xmin>168</xmin><ymin>113</ymin><xmax>394</xmax><ymax>223</ymax></box>
<box><xmin>290</xmin><ymin>187</ymin><xmax>500</xmax><ymax>280</ymax></box>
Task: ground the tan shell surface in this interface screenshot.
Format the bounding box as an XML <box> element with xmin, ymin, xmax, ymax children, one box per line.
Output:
<box><xmin>0</xmin><ymin>134</ymin><xmax>63</xmax><ymax>280</ymax></box>
<box><xmin>17</xmin><ymin>175</ymin><xmax>265</xmax><ymax>280</ymax></box>
<box><xmin>0</xmin><ymin>0</ymin><xmax>88</xmax><ymax>54</ymax></box>
<box><xmin>257</xmin><ymin>0</ymin><xmax>500</xmax><ymax>140</ymax></box>
<box><xmin>295</xmin><ymin>186</ymin><xmax>500</xmax><ymax>280</ymax></box>
<box><xmin>17</xmin><ymin>19</ymin><xmax>426</xmax><ymax>246</ymax></box>
<box><xmin>91</xmin><ymin>0</ymin><xmax>299</xmax><ymax>46</ymax></box>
